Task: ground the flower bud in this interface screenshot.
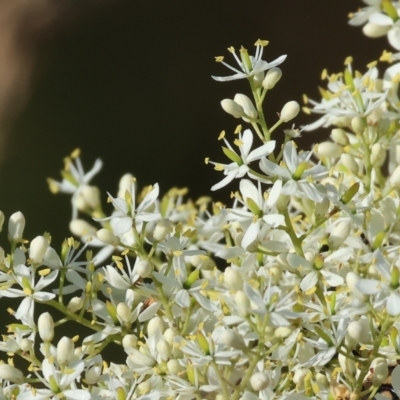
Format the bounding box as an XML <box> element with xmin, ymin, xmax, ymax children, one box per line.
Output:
<box><xmin>147</xmin><ymin>316</ymin><xmax>166</xmax><ymax>337</ymax></box>
<box><xmin>250</xmin><ymin>372</ymin><xmax>271</xmax><ymax>391</ymax></box>
<box><xmin>218</xmin><ymin>329</ymin><xmax>246</xmax><ymax>350</ymax></box>
<box><xmin>370</xmin><ymin>143</ymin><xmax>386</xmax><ymax>167</ymax></box>
<box><xmin>117</xmin><ymin>173</ymin><xmax>134</xmax><ymax>198</ymax></box>
<box><xmin>38</xmin><ymin>312</ymin><xmax>54</xmax><ymax>342</ymax></box>
<box><xmin>351</xmin><ymin>116</ymin><xmax>366</xmax><ymax>135</ymax></box>
<box><xmin>330</xmin><ymin>128</ymin><xmax>349</xmax><ymax>146</ymax></box>
<box><xmin>390</xmin><ymin>165</ymin><xmax>400</xmax><ymax>189</ymax></box>
<box><xmin>122</xmin><ymin>334</ymin><xmax>137</xmax><ymax>350</ymax></box>
<box><xmin>274</xmin><ymin>326</ymin><xmax>293</xmax><ymax>339</ymax></box>
<box><xmin>57</xmin><ymin>336</ymin><xmax>74</xmax><ymax>365</ymax></box>
<box><xmin>96</xmin><ymin>229</ymin><xmax>119</xmax><ymax>246</ymax></box>
<box><xmin>221</xmin><ymin>99</ymin><xmax>244</xmax><ymax>118</ymax></box>
<box><xmin>0</xmin><ymin>211</ymin><xmax>4</xmax><ymax>233</ymax></box>
<box><xmin>341</xmin><ymin>154</ymin><xmax>358</xmax><ymax>174</ymax></box>
<box><xmin>370</xmin><ymin>358</ymin><xmax>389</xmax><ymax>387</ymax></box>
<box><xmin>117</xmin><ymin>302</ymin><xmax>133</xmax><ymax>325</ymax></box>
<box><xmin>8</xmin><ymin>211</ymin><xmax>25</xmax><ymax>242</ymax></box>
<box><xmin>338</xmin><ymin>352</ymin><xmax>356</xmax><ymax>376</ymax></box>
<box><xmin>223</xmin><ymin>267</ymin><xmax>243</xmax><ymax>291</ymax></box>
<box><xmin>156</xmin><ymin>339</ymin><xmax>171</xmax><ymax>361</ymax></box>
<box><xmin>235</xmin><ymin>290</ymin><xmax>250</xmax><ymax>317</ymax></box>
<box><xmin>328</xmin><ymin>220</ymin><xmax>351</xmax><ymax>249</ymax></box>
<box><xmin>137</xmin><ymin>381</ymin><xmax>151</xmax><ymax>395</ymax></box>
<box><xmin>167</xmin><ymin>359</ymin><xmax>183</xmax><ymax>374</ymax></box>
<box><xmin>293</xmin><ymin>368</ymin><xmax>309</xmax><ymax>386</ymax></box>
<box><xmin>347</xmin><ymin>320</ymin><xmax>369</xmax><ymax>344</ymax></box>
<box><xmin>85</xmin><ymin>365</ymin><xmax>101</xmax><ymax>384</ymax></box>
<box><xmin>135</xmin><ymin>259</ymin><xmax>153</xmax><ymax>278</ymax></box>
<box><xmin>262</xmin><ymin>67</ymin><xmax>282</xmax><ymax>89</ymax></box>
<box><xmin>280</xmin><ymin>101</ymin><xmax>300</xmax><ymax>122</ymax></box>
<box><xmin>363</xmin><ymin>22</ymin><xmax>390</xmax><ymax>38</ymax></box>
<box><xmin>314</xmin><ymin>197</ymin><xmax>330</xmax><ymax>220</ymax></box>
<box><xmin>69</xmin><ymin>219</ymin><xmax>97</xmax><ymax>237</ymax></box>
<box><xmin>0</xmin><ymin>247</ymin><xmax>5</xmax><ymax>265</ymax></box>
<box><xmin>346</xmin><ymin>271</ymin><xmax>368</xmax><ymax>302</ymax></box>
<box><xmin>29</xmin><ymin>236</ymin><xmax>49</xmax><ymax>264</ymax></box>
<box><xmin>153</xmin><ymin>219</ymin><xmax>172</xmax><ymax>241</ymax></box>
<box><xmin>19</xmin><ymin>338</ymin><xmax>32</xmax><ymax>352</ymax></box>
<box><xmin>0</xmin><ymin>364</ymin><xmax>24</xmax><ymax>383</ymax></box>
<box><xmin>67</xmin><ymin>296</ymin><xmax>84</xmax><ymax>313</ymax></box>
<box><xmin>234</xmin><ymin>93</ymin><xmax>258</xmax><ymax>121</ymax></box>
<box><xmin>317</xmin><ymin>142</ymin><xmax>343</xmax><ymax>158</ymax></box>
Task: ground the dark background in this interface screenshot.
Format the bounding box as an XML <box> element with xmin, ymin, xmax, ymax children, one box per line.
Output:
<box><xmin>0</xmin><ymin>0</ymin><xmax>387</xmax><ymax>248</ymax></box>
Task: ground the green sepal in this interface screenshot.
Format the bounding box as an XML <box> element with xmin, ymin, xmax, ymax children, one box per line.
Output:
<box><xmin>391</xmin><ymin>266</ymin><xmax>400</xmax><ymax>289</ymax></box>
<box><xmin>196</xmin><ymin>331</ymin><xmax>210</xmax><ymax>355</ymax></box>
<box><xmin>382</xmin><ymin>0</ymin><xmax>398</xmax><ymax>21</ymax></box>
<box><xmin>340</xmin><ymin>182</ymin><xmax>360</xmax><ymax>204</ymax></box>
<box><xmin>246</xmin><ymin>197</ymin><xmax>262</xmax><ymax>217</ymax></box>
<box><xmin>183</xmin><ymin>268</ymin><xmax>199</xmax><ymax>289</ymax></box>
<box><xmin>106</xmin><ymin>301</ymin><xmax>119</xmax><ymax>324</ymax></box>
<box><xmin>314</xmin><ymin>325</ymin><xmax>333</xmax><ymax>346</ymax></box>
<box><xmin>292</xmin><ymin>161</ymin><xmax>308</xmax><ymax>180</ymax></box>
<box><xmin>222</xmin><ymin>147</ymin><xmax>243</xmax><ymax>165</ymax></box>
<box><xmin>116</xmin><ymin>387</ymin><xmax>126</xmax><ymax>400</ymax></box>
<box><xmin>372</xmin><ymin>231</ymin><xmax>385</xmax><ymax>250</ymax></box>
<box><xmin>49</xmin><ymin>375</ymin><xmax>60</xmax><ymax>393</ymax></box>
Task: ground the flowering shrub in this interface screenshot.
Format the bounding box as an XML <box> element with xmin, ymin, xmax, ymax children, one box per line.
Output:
<box><xmin>2</xmin><ymin>1</ymin><xmax>400</xmax><ymax>399</ymax></box>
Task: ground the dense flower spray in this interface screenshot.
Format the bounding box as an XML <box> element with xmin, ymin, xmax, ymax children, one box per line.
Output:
<box><xmin>2</xmin><ymin>2</ymin><xmax>400</xmax><ymax>399</ymax></box>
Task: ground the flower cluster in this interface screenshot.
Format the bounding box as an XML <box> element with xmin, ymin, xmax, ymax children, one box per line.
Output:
<box><xmin>2</xmin><ymin>2</ymin><xmax>400</xmax><ymax>400</ymax></box>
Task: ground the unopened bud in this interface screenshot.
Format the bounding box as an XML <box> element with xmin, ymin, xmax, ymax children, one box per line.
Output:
<box><xmin>221</xmin><ymin>99</ymin><xmax>244</xmax><ymax>118</ymax></box>
<box><xmin>234</xmin><ymin>93</ymin><xmax>257</xmax><ymax>121</ymax></box>
<box><xmin>29</xmin><ymin>236</ymin><xmax>49</xmax><ymax>264</ymax></box>
<box><xmin>67</xmin><ymin>296</ymin><xmax>84</xmax><ymax>313</ymax></box>
<box><xmin>250</xmin><ymin>372</ymin><xmax>271</xmax><ymax>391</ymax></box>
<box><xmin>74</xmin><ymin>185</ymin><xmax>100</xmax><ymax>211</ymax></box>
<box><xmin>117</xmin><ymin>302</ymin><xmax>133</xmax><ymax>325</ymax></box>
<box><xmin>274</xmin><ymin>326</ymin><xmax>293</xmax><ymax>339</ymax></box>
<box><xmin>330</xmin><ymin>128</ymin><xmax>349</xmax><ymax>146</ymax></box>
<box><xmin>135</xmin><ymin>259</ymin><xmax>153</xmax><ymax>278</ymax></box>
<box><xmin>224</xmin><ymin>267</ymin><xmax>243</xmax><ymax>291</ymax></box>
<box><xmin>370</xmin><ymin>358</ymin><xmax>389</xmax><ymax>387</ymax></box>
<box><xmin>363</xmin><ymin>22</ymin><xmax>390</xmax><ymax>38</ymax></box>
<box><xmin>0</xmin><ymin>364</ymin><xmax>24</xmax><ymax>383</ymax></box>
<box><xmin>317</xmin><ymin>142</ymin><xmax>343</xmax><ymax>158</ymax></box>
<box><xmin>85</xmin><ymin>365</ymin><xmax>101</xmax><ymax>385</ymax></box>
<box><xmin>347</xmin><ymin>320</ymin><xmax>369</xmax><ymax>344</ymax></box>
<box><xmin>346</xmin><ymin>271</ymin><xmax>368</xmax><ymax>302</ymax></box>
<box><xmin>69</xmin><ymin>219</ymin><xmax>97</xmax><ymax>237</ymax></box>
<box><xmin>351</xmin><ymin>116</ymin><xmax>366</xmax><ymax>135</ymax></box>
<box><xmin>117</xmin><ymin>173</ymin><xmax>134</xmax><ymax>199</ymax></box>
<box><xmin>341</xmin><ymin>154</ymin><xmax>358</xmax><ymax>174</ymax></box>
<box><xmin>370</xmin><ymin>143</ymin><xmax>386</xmax><ymax>167</ymax></box>
<box><xmin>38</xmin><ymin>312</ymin><xmax>54</xmax><ymax>342</ymax></box>
<box><xmin>8</xmin><ymin>212</ymin><xmax>25</xmax><ymax>242</ymax></box>
<box><xmin>147</xmin><ymin>316</ymin><xmax>166</xmax><ymax>337</ymax></box>
<box><xmin>328</xmin><ymin>220</ymin><xmax>351</xmax><ymax>249</ymax></box>
<box><xmin>57</xmin><ymin>336</ymin><xmax>74</xmax><ymax>365</ymax></box>
<box><xmin>0</xmin><ymin>211</ymin><xmax>4</xmax><ymax>233</ymax></box>
<box><xmin>390</xmin><ymin>165</ymin><xmax>400</xmax><ymax>189</ymax></box>
<box><xmin>96</xmin><ymin>229</ymin><xmax>119</xmax><ymax>246</ymax></box>
<box><xmin>218</xmin><ymin>329</ymin><xmax>246</xmax><ymax>350</ymax></box>
<box><xmin>314</xmin><ymin>197</ymin><xmax>330</xmax><ymax>220</ymax></box>
<box><xmin>156</xmin><ymin>339</ymin><xmax>171</xmax><ymax>361</ymax></box>
<box><xmin>293</xmin><ymin>368</ymin><xmax>309</xmax><ymax>386</ymax></box>
<box><xmin>167</xmin><ymin>359</ymin><xmax>183</xmax><ymax>374</ymax></box>
<box><xmin>153</xmin><ymin>219</ymin><xmax>172</xmax><ymax>241</ymax></box>
<box><xmin>122</xmin><ymin>334</ymin><xmax>138</xmax><ymax>350</ymax></box>
<box><xmin>280</xmin><ymin>101</ymin><xmax>300</xmax><ymax>122</ymax></box>
<box><xmin>262</xmin><ymin>67</ymin><xmax>282</xmax><ymax>89</ymax></box>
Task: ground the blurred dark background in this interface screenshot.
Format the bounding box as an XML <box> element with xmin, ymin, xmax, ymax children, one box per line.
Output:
<box><xmin>0</xmin><ymin>0</ymin><xmax>387</xmax><ymax>248</ymax></box>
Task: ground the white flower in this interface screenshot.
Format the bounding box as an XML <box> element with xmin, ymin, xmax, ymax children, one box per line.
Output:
<box><xmin>207</xmin><ymin>129</ymin><xmax>276</xmax><ymax>191</ymax></box>
<box><xmin>260</xmin><ymin>141</ymin><xmax>327</xmax><ymax>202</ymax></box>
<box><xmin>47</xmin><ymin>148</ymin><xmax>103</xmax><ymax>219</ymax></box>
<box><xmin>212</xmin><ymin>39</ymin><xmax>286</xmax><ymax>82</ymax></box>
<box><xmin>99</xmin><ymin>180</ymin><xmax>161</xmax><ymax>237</ymax></box>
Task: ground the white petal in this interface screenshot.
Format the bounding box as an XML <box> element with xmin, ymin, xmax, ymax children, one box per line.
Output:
<box><xmin>266</xmin><ymin>179</ymin><xmax>282</xmax><ymax>207</ymax></box>
<box><xmin>388</xmin><ymin>26</ymin><xmax>400</xmax><ymax>51</ymax></box>
<box><xmin>387</xmin><ymin>292</ymin><xmax>400</xmax><ymax>316</ymax></box>
<box><xmin>357</xmin><ymin>278</ymin><xmax>382</xmax><ymax>295</ymax></box>
<box><xmin>369</xmin><ymin>12</ymin><xmax>394</xmax><ymax>26</ymax></box>
<box><xmin>320</xmin><ymin>270</ymin><xmax>344</xmax><ymax>287</ymax></box>
<box><xmin>241</xmin><ymin>221</ymin><xmax>260</xmax><ymax>250</ymax></box>
<box><xmin>246</xmin><ymin>140</ymin><xmax>276</xmax><ymax>162</ymax></box>
<box><xmin>262</xmin><ymin>214</ymin><xmax>284</xmax><ymax>227</ymax></box>
<box><xmin>300</xmin><ymin>271</ymin><xmax>318</xmax><ymax>292</ymax></box>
